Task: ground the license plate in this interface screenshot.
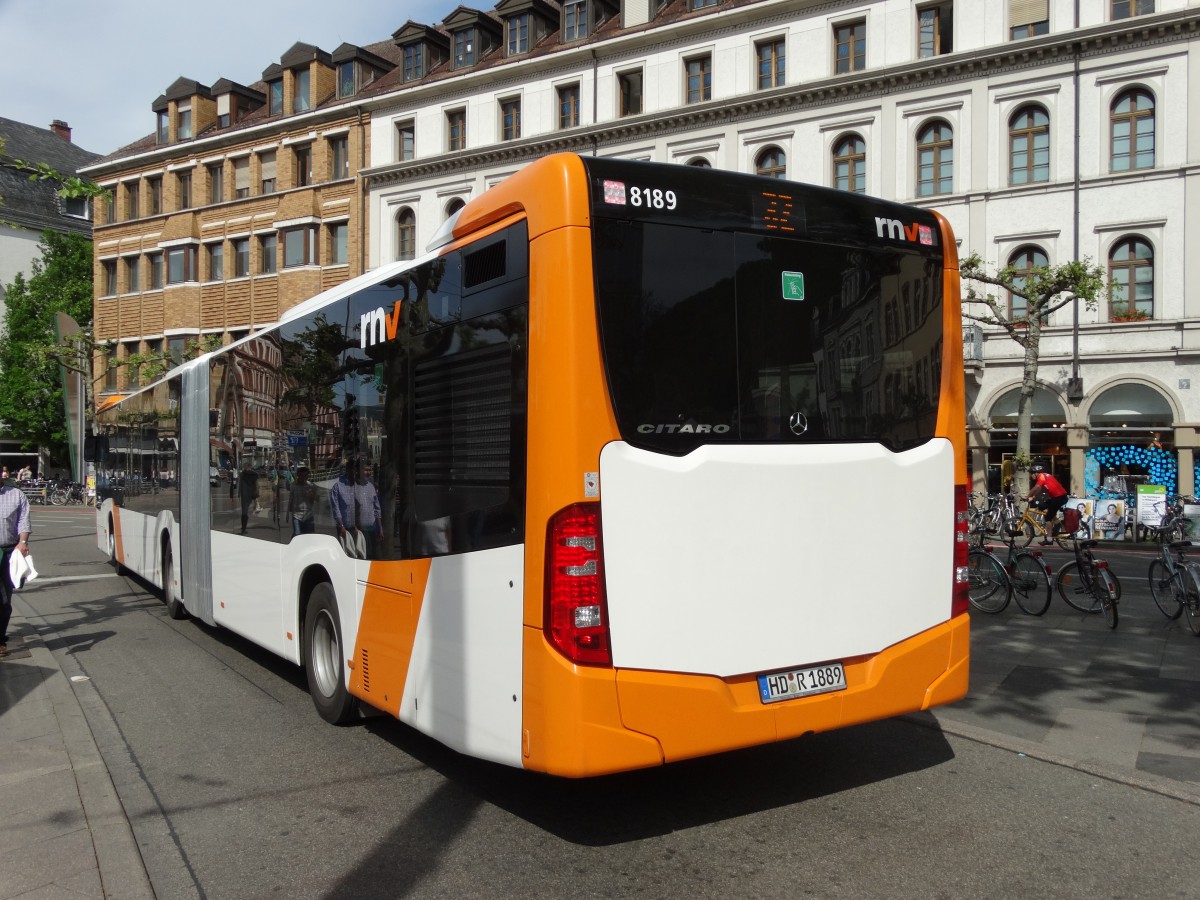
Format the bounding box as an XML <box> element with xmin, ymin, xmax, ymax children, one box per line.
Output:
<box><xmin>757</xmin><ymin>662</ymin><xmax>847</xmax><ymax>704</ymax></box>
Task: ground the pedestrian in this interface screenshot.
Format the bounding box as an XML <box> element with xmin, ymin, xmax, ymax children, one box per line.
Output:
<box><xmin>0</xmin><ymin>477</ymin><xmax>32</xmax><ymax>658</ymax></box>
<box><xmin>238</xmin><ymin>462</ymin><xmax>259</xmax><ymax>535</ymax></box>
<box><xmin>329</xmin><ymin>456</ymin><xmax>381</xmax><ymax>558</ymax></box>
<box><xmin>288</xmin><ymin>466</ymin><xmax>317</xmax><ymax>536</ymax></box>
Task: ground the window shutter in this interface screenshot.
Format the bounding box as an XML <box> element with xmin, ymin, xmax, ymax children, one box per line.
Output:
<box><xmin>234</xmin><ymin>158</ymin><xmax>249</xmax><ymax>191</ymax></box>
<box><xmin>1009</xmin><ymin>0</ymin><xmax>1048</xmax><ymax>27</ymax></box>
<box><xmin>216</xmin><ymin>95</ymin><xmax>230</xmax><ymax>117</ymax></box>
<box><xmin>260</xmin><ymin>153</ymin><xmax>276</xmax><ymax>180</ymax></box>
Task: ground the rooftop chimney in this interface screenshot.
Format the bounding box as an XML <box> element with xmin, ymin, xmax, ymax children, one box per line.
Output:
<box><xmin>50</xmin><ymin>120</ymin><xmax>72</xmax><ymax>142</ymax></box>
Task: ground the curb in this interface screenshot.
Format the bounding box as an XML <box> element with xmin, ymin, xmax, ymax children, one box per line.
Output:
<box><xmin>908</xmin><ymin>711</ymin><xmax>1200</xmax><ymax>808</ymax></box>
<box><xmin>17</xmin><ymin>610</ymin><xmax>156</xmax><ymax>899</ymax></box>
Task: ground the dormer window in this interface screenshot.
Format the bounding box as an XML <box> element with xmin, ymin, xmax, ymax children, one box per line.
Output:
<box><xmin>212</xmin><ymin>81</ymin><xmax>264</xmax><ymax>129</ymax></box>
<box><xmin>156</xmin><ymin>110</ymin><xmax>169</xmax><ymax>143</ymax></box>
<box><xmin>508</xmin><ymin>13</ymin><xmax>529</xmax><ymax>55</ymax></box>
<box><xmin>336</xmin><ymin>61</ymin><xmax>355</xmax><ymax>97</ymax></box>
<box><xmin>403</xmin><ymin>44</ymin><xmax>425</xmax><ymax>81</ymax></box>
<box><xmin>454</xmin><ymin>28</ymin><xmax>477</xmax><ymax>68</ymax></box>
<box><xmin>564</xmin><ymin>0</ymin><xmax>587</xmax><ymax>40</ymax></box>
<box><xmin>178</xmin><ymin>100</ymin><xmax>192</xmax><ymax>140</ymax></box>
<box><xmin>268</xmin><ymin>79</ymin><xmax>283</xmax><ymax>116</ymax></box>
<box><xmin>293</xmin><ymin>68</ymin><xmax>311</xmax><ymax>113</ymax></box>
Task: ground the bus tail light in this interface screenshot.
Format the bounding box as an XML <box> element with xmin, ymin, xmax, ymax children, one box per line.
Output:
<box><xmin>545</xmin><ymin>502</ymin><xmax>612</xmax><ymax>666</ymax></box>
<box><xmin>953</xmin><ymin>484</ymin><xmax>970</xmax><ymax>618</ymax></box>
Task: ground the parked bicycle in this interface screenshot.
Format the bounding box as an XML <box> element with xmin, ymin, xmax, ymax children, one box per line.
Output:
<box><xmin>966</xmin><ymin>539</ymin><xmax>1011</xmax><ymax>614</ymax></box>
<box><xmin>1054</xmin><ymin>536</ymin><xmax>1121</xmax><ymax>628</ymax></box>
<box><xmin>49</xmin><ymin>481</ymin><xmax>86</xmax><ymax>505</ymax></box>
<box><xmin>967</xmin><ymin>527</ymin><xmax>1052</xmax><ymax>616</ymax></box>
<box><xmin>1144</xmin><ymin>495</ymin><xmax>1196</xmax><ymax>546</ymax></box>
<box><xmin>998</xmin><ymin>534</ymin><xmax>1053</xmax><ymax>616</ymax></box>
<box><xmin>1148</xmin><ymin>538</ymin><xmax>1200</xmax><ymax>635</ymax></box>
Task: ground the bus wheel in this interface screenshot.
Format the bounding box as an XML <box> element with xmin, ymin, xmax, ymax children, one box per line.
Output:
<box><xmin>304</xmin><ymin>583</ymin><xmax>357</xmax><ymax>724</ymax></box>
<box><xmin>162</xmin><ymin>541</ymin><xmax>187</xmax><ymax>620</ymax></box>
<box><xmin>107</xmin><ymin>517</ymin><xmax>126</xmax><ymax>575</ymax></box>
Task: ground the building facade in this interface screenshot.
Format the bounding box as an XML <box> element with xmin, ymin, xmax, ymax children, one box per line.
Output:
<box><xmin>81</xmin><ymin>40</ymin><xmax>401</xmax><ymax>406</ymax></box>
<box><xmin>88</xmin><ymin>0</ymin><xmax>1200</xmax><ymax>500</ymax></box>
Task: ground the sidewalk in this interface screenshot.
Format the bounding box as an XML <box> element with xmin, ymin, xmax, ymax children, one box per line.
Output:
<box><xmin>926</xmin><ymin>602</ymin><xmax>1200</xmax><ymax>806</ymax></box>
<box><xmin>0</xmin><ymin>603</ymin><xmax>154</xmax><ymax>900</ymax></box>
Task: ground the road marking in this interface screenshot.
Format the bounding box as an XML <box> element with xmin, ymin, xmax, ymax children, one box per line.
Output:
<box><xmin>32</xmin><ymin>573</ymin><xmax>120</xmax><ymax>585</ymax></box>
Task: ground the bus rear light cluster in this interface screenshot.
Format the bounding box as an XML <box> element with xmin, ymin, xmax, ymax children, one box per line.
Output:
<box><xmin>952</xmin><ymin>484</ymin><xmax>970</xmax><ymax>618</ymax></box>
<box><xmin>545</xmin><ymin>502</ymin><xmax>612</xmax><ymax>666</ymax></box>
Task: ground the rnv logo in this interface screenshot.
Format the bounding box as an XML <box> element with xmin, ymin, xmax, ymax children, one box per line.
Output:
<box><xmin>360</xmin><ymin>300</ymin><xmax>404</xmax><ymax>348</ymax></box>
<box><xmin>874</xmin><ymin>217</ymin><xmax>933</xmax><ymax>245</ymax></box>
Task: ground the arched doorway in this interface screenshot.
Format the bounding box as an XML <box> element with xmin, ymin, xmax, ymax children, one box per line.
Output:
<box><xmin>987</xmin><ymin>386</ymin><xmax>1068</xmax><ymax>492</ymax></box>
<box><xmin>1085</xmin><ymin>382</ymin><xmax>1176</xmax><ymax>496</ymax></box>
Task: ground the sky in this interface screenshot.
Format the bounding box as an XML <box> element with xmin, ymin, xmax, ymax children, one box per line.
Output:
<box><xmin>0</xmin><ymin>0</ymin><xmax>448</xmax><ymax>156</ymax></box>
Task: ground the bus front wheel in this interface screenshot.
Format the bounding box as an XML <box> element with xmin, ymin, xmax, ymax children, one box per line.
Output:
<box><xmin>107</xmin><ymin>518</ymin><xmax>126</xmax><ymax>575</ymax></box>
<box><xmin>162</xmin><ymin>541</ymin><xmax>187</xmax><ymax>620</ymax></box>
<box><xmin>304</xmin><ymin>583</ymin><xmax>357</xmax><ymax>724</ymax></box>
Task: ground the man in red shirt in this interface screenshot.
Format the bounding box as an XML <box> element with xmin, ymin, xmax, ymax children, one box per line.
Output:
<box><xmin>1026</xmin><ymin>464</ymin><xmax>1069</xmax><ymax>545</ymax></box>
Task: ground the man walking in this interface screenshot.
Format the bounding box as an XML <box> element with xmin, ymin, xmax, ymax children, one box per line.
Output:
<box><xmin>0</xmin><ymin>478</ymin><xmax>32</xmax><ymax>658</ymax></box>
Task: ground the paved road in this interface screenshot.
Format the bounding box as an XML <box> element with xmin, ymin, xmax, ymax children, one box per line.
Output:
<box><xmin>9</xmin><ymin>507</ymin><xmax>1200</xmax><ymax>899</ymax></box>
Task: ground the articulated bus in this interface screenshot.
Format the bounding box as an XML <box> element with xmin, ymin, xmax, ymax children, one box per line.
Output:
<box><xmin>97</xmin><ymin>153</ymin><xmax>969</xmax><ymax>777</ymax></box>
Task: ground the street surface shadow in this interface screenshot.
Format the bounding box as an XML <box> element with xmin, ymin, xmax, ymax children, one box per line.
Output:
<box><xmin>360</xmin><ymin>713</ymin><xmax>955</xmax><ymax>846</ymax></box>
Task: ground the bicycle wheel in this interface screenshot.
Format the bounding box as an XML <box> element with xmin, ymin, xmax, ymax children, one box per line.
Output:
<box><xmin>1148</xmin><ymin>559</ymin><xmax>1183</xmax><ymax>620</ymax></box>
<box><xmin>1183</xmin><ymin>564</ymin><xmax>1200</xmax><ymax>637</ymax></box>
<box><xmin>1095</xmin><ymin>568</ymin><xmax>1119</xmax><ymax>629</ymax></box>
<box><xmin>967</xmin><ymin>549</ymin><xmax>1010</xmax><ymax>614</ymax></box>
<box><xmin>1020</xmin><ymin>519</ymin><xmax>1037</xmax><ymax>548</ymax></box>
<box><xmin>1056</xmin><ymin>561</ymin><xmax>1101</xmax><ymax>613</ymax></box>
<box><xmin>1010</xmin><ymin>551</ymin><xmax>1052</xmax><ymax>616</ymax></box>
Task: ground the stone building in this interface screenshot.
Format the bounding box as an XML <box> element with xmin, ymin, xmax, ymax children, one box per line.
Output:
<box><xmin>86</xmin><ymin>0</ymin><xmax>1200</xmax><ymax>500</ymax></box>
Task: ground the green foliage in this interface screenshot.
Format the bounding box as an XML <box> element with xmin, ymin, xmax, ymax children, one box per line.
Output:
<box><xmin>4</xmin><ymin>157</ymin><xmax>109</xmax><ymax>200</ymax></box>
<box><xmin>0</xmin><ymin>231</ymin><xmax>94</xmax><ymax>456</ymax></box>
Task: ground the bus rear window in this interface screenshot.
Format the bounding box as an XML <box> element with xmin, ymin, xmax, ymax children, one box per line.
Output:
<box><xmin>593</xmin><ymin>219</ymin><xmax>944</xmax><ymax>455</ymax></box>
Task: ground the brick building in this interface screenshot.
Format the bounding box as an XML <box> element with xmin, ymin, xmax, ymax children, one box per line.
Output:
<box><xmin>81</xmin><ymin>40</ymin><xmax>400</xmax><ymax>404</ymax></box>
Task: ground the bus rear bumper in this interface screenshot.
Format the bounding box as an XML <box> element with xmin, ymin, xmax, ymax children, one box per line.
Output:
<box><xmin>614</xmin><ymin>614</ymin><xmax>970</xmax><ymax>766</ymax></box>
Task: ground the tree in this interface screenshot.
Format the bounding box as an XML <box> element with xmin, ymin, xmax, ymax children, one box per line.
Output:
<box><xmin>0</xmin><ymin>231</ymin><xmax>94</xmax><ymax>463</ymax></box>
<box><xmin>960</xmin><ymin>253</ymin><xmax>1107</xmax><ymax>496</ymax></box>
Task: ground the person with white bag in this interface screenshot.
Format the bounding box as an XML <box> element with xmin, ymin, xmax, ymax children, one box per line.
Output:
<box><xmin>0</xmin><ymin>479</ymin><xmax>31</xmax><ymax>659</ymax></box>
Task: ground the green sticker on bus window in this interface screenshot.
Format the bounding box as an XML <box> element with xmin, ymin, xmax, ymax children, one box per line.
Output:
<box><xmin>782</xmin><ymin>271</ymin><xmax>805</xmax><ymax>301</ymax></box>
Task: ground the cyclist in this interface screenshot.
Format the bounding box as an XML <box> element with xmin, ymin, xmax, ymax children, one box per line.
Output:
<box><xmin>1026</xmin><ymin>464</ymin><xmax>1069</xmax><ymax>545</ymax></box>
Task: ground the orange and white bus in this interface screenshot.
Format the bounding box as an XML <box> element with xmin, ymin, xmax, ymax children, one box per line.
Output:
<box><xmin>97</xmin><ymin>153</ymin><xmax>969</xmax><ymax>777</ymax></box>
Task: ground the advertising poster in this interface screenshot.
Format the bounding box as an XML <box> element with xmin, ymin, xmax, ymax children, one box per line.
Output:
<box><xmin>1136</xmin><ymin>483</ymin><xmax>1168</xmax><ymax>529</ymax></box>
<box><xmin>1067</xmin><ymin>497</ymin><xmax>1094</xmax><ymax>540</ymax></box>
<box><xmin>1095</xmin><ymin>499</ymin><xmax>1127</xmax><ymax>540</ymax></box>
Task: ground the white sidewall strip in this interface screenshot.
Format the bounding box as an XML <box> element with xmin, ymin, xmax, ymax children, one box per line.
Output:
<box><xmin>600</xmin><ymin>439</ymin><xmax>955</xmax><ymax>677</ymax></box>
<box><xmin>401</xmin><ymin>544</ymin><xmax>525</xmax><ymax>769</ymax></box>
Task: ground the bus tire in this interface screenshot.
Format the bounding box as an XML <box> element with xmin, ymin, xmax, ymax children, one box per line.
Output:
<box><xmin>162</xmin><ymin>541</ymin><xmax>187</xmax><ymax>620</ymax></box>
<box><xmin>304</xmin><ymin>583</ymin><xmax>357</xmax><ymax>724</ymax></box>
<box><xmin>107</xmin><ymin>517</ymin><xmax>126</xmax><ymax>576</ymax></box>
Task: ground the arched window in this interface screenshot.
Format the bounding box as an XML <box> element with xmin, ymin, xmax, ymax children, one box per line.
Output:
<box><xmin>1007</xmin><ymin>245</ymin><xmax>1048</xmax><ymax>320</ymax></box>
<box><xmin>755</xmin><ymin>147</ymin><xmax>786</xmax><ymax>179</ymax></box>
<box><xmin>1110</xmin><ymin>88</ymin><xmax>1155</xmax><ymax>172</ymax></box>
<box><xmin>1108</xmin><ymin>237</ymin><xmax>1153</xmax><ymax>320</ymax></box>
<box><xmin>832</xmin><ymin>134</ymin><xmax>865</xmax><ymax>193</ymax></box>
<box><xmin>686</xmin><ymin>157</ymin><xmax>712</xmax><ymax>168</ymax></box>
<box><xmin>445</xmin><ymin>197</ymin><xmax>466</xmax><ymax>219</ymax></box>
<box><xmin>915</xmin><ymin>120</ymin><xmax>952</xmax><ymax>196</ymax></box>
<box><xmin>1009</xmin><ymin>105</ymin><xmax>1049</xmax><ymax>185</ymax></box>
<box><xmin>396</xmin><ymin>208</ymin><xmax>416</xmax><ymax>261</ymax></box>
